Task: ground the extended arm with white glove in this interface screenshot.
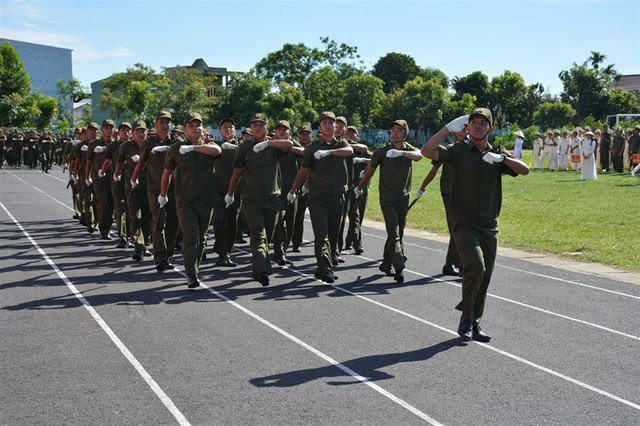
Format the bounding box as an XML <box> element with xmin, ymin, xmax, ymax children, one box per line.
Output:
<box><xmin>482</xmin><ymin>151</ymin><xmax>504</xmax><ymax>164</ymax></box>
<box><xmin>445</xmin><ymin>115</ymin><xmax>469</xmax><ymax>132</ymax></box>
<box><xmin>314</xmin><ymin>150</ymin><xmax>330</xmax><ymax>160</ymax></box>
<box><xmin>252</xmin><ymin>141</ymin><xmax>269</xmax><ymax>153</ymax></box>
<box><xmin>179</xmin><ymin>145</ymin><xmax>194</xmax><ymax>154</ymax></box>
<box><xmin>386</xmin><ymin>149</ymin><xmax>404</xmax><ymax>158</ymax></box>
<box><xmin>151</xmin><ymin>145</ymin><xmax>169</xmax><ymax>153</ymax></box>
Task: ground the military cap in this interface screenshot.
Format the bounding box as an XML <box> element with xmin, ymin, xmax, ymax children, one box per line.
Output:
<box><xmin>250</xmin><ymin>113</ymin><xmax>268</xmax><ymax>124</ymax></box>
<box><xmin>87</xmin><ymin>122</ymin><xmax>100</xmax><ymax>130</ymax></box>
<box><xmin>391</xmin><ymin>119</ymin><xmax>410</xmax><ymax>135</ymax></box>
<box><xmin>469</xmin><ymin>107</ymin><xmax>492</xmax><ymax>126</ymax></box>
<box><xmin>156</xmin><ymin>110</ymin><xmax>172</xmax><ymax>120</ymax></box>
<box><xmin>119</xmin><ymin>121</ymin><xmax>132</xmax><ymax>129</ymax></box>
<box><xmin>336</xmin><ymin>116</ymin><xmax>348</xmax><ymax>126</ymax></box>
<box><xmin>184</xmin><ymin>112</ymin><xmax>203</xmax><ymax>125</ymax></box>
<box><xmin>219</xmin><ymin>117</ymin><xmax>235</xmax><ymax>127</ymax></box>
<box><xmin>347</xmin><ymin>125</ymin><xmax>359</xmax><ymax>135</ymax></box>
<box><xmin>299</xmin><ymin>124</ymin><xmax>312</xmax><ymax>133</ymax></box>
<box><xmin>319</xmin><ymin>111</ymin><xmax>336</xmax><ymax>122</ymax></box>
<box><xmin>275</xmin><ymin>120</ymin><xmax>291</xmax><ymax>130</ymax></box>
<box><xmin>102</xmin><ymin>119</ymin><xmax>115</xmax><ymax>127</ymax></box>
<box><xmin>132</xmin><ymin>120</ymin><xmax>147</xmax><ymax>130</ymax></box>
<box><xmin>241</xmin><ymin>128</ymin><xmax>252</xmax><ymax>135</ymax></box>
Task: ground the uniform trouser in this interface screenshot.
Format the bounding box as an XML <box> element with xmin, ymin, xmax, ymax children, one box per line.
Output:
<box><xmin>309</xmin><ymin>193</ymin><xmax>345</xmax><ymax>276</ymax></box>
<box><xmin>127</xmin><ymin>188</ymin><xmax>151</xmax><ymax>252</ymax></box>
<box><xmin>236</xmin><ymin>206</ymin><xmax>246</xmax><ymax>241</ymax></box>
<box><xmin>600</xmin><ymin>151</ymin><xmax>610</xmax><ymax>170</ymax></box>
<box><xmin>557</xmin><ymin>153</ymin><xmax>569</xmax><ymax>170</ymax></box>
<box><xmin>27</xmin><ymin>151</ymin><xmax>36</xmax><ymax>168</ymax></box>
<box><xmin>291</xmin><ymin>193</ymin><xmax>309</xmax><ymax>248</ymax></box>
<box><xmin>69</xmin><ymin>180</ymin><xmax>81</xmax><ymax>217</ymax></box>
<box><xmin>39</xmin><ymin>153</ymin><xmax>49</xmax><ymax>172</ymax></box>
<box><xmin>243</xmin><ymin>197</ymin><xmax>280</xmax><ymax>276</ymax></box>
<box><xmin>176</xmin><ymin>201</ymin><xmax>212</xmax><ymax>275</ymax></box>
<box><xmin>148</xmin><ymin>191</ymin><xmax>179</xmax><ymax>264</ymax></box>
<box><xmin>452</xmin><ymin>223</ymin><xmax>497</xmax><ymax>323</ymax></box>
<box><xmin>442</xmin><ymin>195</ymin><xmax>461</xmax><ymax>269</ymax></box>
<box><xmin>212</xmin><ymin>192</ymin><xmax>240</xmax><ymax>257</ymax></box>
<box><xmin>95</xmin><ymin>177</ymin><xmax>114</xmax><ymax>235</ymax></box>
<box><xmin>612</xmin><ymin>155</ymin><xmax>624</xmax><ymax>172</ymax></box>
<box><xmin>77</xmin><ymin>175</ymin><xmax>89</xmax><ymax>223</ymax></box>
<box><xmin>112</xmin><ymin>180</ymin><xmax>128</xmax><ymax>238</ymax></box>
<box><xmin>380</xmin><ymin>198</ymin><xmax>408</xmax><ymax>272</ymax></box>
<box><xmin>12</xmin><ymin>150</ymin><xmax>22</xmax><ymax>167</ymax></box>
<box><xmin>273</xmin><ymin>196</ymin><xmax>297</xmax><ymax>259</ymax></box>
<box><xmin>84</xmin><ymin>181</ymin><xmax>97</xmax><ymax>227</ymax></box>
<box><xmin>337</xmin><ymin>189</ymin><xmax>350</xmax><ymax>252</ymax></box>
<box><xmin>0</xmin><ymin>149</ymin><xmax>4</xmax><ymax>167</ymax></box>
<box><xmin>346</xmin><ymin>189</ymin><xmax>367</xmax><ymax>250</ymax></box>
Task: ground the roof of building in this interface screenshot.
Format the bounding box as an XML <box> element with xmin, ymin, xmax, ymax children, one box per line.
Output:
<box><xmin>612</xmin><ymin>74</ymin><xmax>640</xmax><ymax>91</ymax></box>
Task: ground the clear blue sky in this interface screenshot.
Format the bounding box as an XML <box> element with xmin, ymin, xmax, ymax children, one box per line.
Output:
<box><xmin>1</xmin><ymin>0</ymin><xmax>639</xmax><ymax>95</ymax></box>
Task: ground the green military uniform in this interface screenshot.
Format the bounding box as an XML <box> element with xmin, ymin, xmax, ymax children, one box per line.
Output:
<box><xmin>26</xmin><ymin>132</ymin><xmax>38</xmax><ymax>169</ymax></box>
<box><xmin>291</xmin><ymin>125</ymin><xmax>313</xmax><ymax>251</ymax></box>
<box><xmin>106</xmin><ymin>131</ymin><xmax>129</xmax><ymax>245</ymax></box>
<box><xmin>139</xmin><ymin>131</ymin><xmax>179</xmax><ymax>267</ymax></box>
<box><xmin>0</xmin><ymin>132</ymin><xmax>6</xmax><ymax>169</ymax></box>
<box><xmin>87</xmin><ymin>131</ymin><xmax>114</xmax><ymax>238</ymax></box>
<box><xmin>116</xmin><ymin>128</ymin><xmax>150</xmax><ymax>257</ymax></box>
<box><xmin>345</xmin><ymin>139</ymin><xmax>371</xmax><ymax>253</ymax></box>
<box><xmin>72</xmin><ymin>138</ymin><xmax>90</xmax><ymax>226</ymax></box>
<box><xmin>233</xmin><ymin>134</ymin><xmax>284</xmax><ymax>279</ymax></box>
<box><xmin>628</xmin><ymin>130</ymin><xmax>640</xmax><ymax>171</ymax></box>
<box><xmin>212</xmin><ymin>133</ymin><xmax>241</xmax><ymax>263</ymax></box>
<box><xmin>64</xmin><ymin>137</ymin><xmax>81</xmax><ymax>218</ymax></box>
<box><xmin>436</xmin><ymin>157</ymin><xmax>462</xmax><ymax>271</ymax></box>
<box><xmin>611</xmin><ymin>134</ymin><xmax>625</xmax><ymax>173</ymax></box>
<box><xmin>369</xmin><ymin>141</ymin><xmax>419</xmax><ymax>275</ymax></box>
<box><xmin>164</xmin><ymin>126</ymin><xmax>217</xmax><ymax>276</ymax></box>
<box><xmin>10</xmin><ymin>132</ymin><xmax>24</xmax><ymax>168</ymax></box>
<box><xmin>38</xmin><ymin>133</ymin><xmax>54</xmax><ymax>173</ymax></box>
<box><xmin>437</xmin><ymin>140</ymin><xmax>518</xmax><ymax>324</ymax></box>
<box><xmin>303</xmin><ymin>135</ymin><xmax>350</xmax><ymax>277</ymax></box>
<box><xmin>272</xmin><ymin>137</ymin><xmax>302</xmax><ymax>262</ymax></box>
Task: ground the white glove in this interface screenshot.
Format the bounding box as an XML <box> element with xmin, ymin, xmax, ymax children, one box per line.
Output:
<box><xmin>445</xmin><ymin>115</ymin><xmax>469</xmax><ymax>132</ymax></box>
<box><xmin>224</xmin><ymin>194</ymin><xmax>234</xmax><ymax>208</ymax></box>
<box><xmin>415</xmin><ymin>188</ymin><xmax>425</xmax><ymax>199</ymax></box>
<box><xmin>286</xmin><ymin>192</ymin><xmax>296</xmax><ymax>204</ymax></box>
<box><xmin>253</xmin><ymin>141</ymin><xmax>269</xmax><ymax>153</ymax></box>
<box><xmin>157</xmin><ymin>194</ymin><xmax>168</xmax><ymax>208</ymax></box>
<box><xmin>131</xmin><ymin>154</ymin><xmax>140</xmax><ymax>163</ymax></box>
<box><xmin>314</xmin><ymin>150</ymin><xmax>330</xmax><ymax>160</ymax></box>
<box><xmin>482</xmin><ymin>152</ymin><xmax>505</xmax><ymax>164</ymax></box>
<box><xmin>386</xmin><ymin>149</ymin><xmax>404</xmax><ymax>158</ymax></box>
<box><xmin>353</xmin><ymin>157</ymin><xmax>367</xmax><ymax>163</ymax></box>
<box><xmin>71</xmin><ymin>175</ymin><xmax>78</xmax><ymax>183</ymax></box>
<box><xmin>130</xmin><ymin>179</ymin><xmax>138</xmax><ymax>189</ymax></box>
<box><xmin>301</xmin><ymin>185</ymin><xmax>309</xmax><ymax>196</ymax></box>
<box><xmin>98</xmin><ymin>169</ymin><xmax>104</xmax><ymax>178</ymax></box>
<box><xmin>85</xmin><ymin>178</ymin><xmax>92</xmax><ymax>186</ymax></box>
<box><xmin>93</xmin><ymin>146</ymin><xmax>106</xmax><ymax>153</ymax></box>
<box><xmin>151</xmin><ymin>145</ymin><xmax>169</xmax><ymax>153</ymax></box>
<box><xmin>179</xmin><ymin>145</ymin><xmax>194</xmax><ymax>154</ymax></box>
<box><xmin>113</xmin><ymin>173</ymin><xmax>121</xmax><ymax>183</ymax></box>
<box><xmin>354</xmin><ymin>187</ymin><xmax>363</xmax><ymax>199</ymax></box>
<box><xmin>80</xmin><ymin>145</ymin><xmax>88</xmax><ymax>152</ymax></box>
<box><xmin>221</xmin><ymin>142</ymin><xmax>237</xmax><ymax>150</ymax></box>
<box><xmin>359</xmin><ymin>170</ymin><xmax>365</xmax><ymax>179</ymax></box>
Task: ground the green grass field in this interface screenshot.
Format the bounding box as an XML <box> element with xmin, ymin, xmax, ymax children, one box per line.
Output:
<box><xmin>363</xmin><ymin>150</ymin><xmax>640</xmax><ymax>272</ymax></box>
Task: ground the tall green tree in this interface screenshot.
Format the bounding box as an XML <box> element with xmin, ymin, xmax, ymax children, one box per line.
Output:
<box><xmin>33</xmin><ymin>92</ymin><xmax>59</xmax><ymax>130</ymax></box>
<box><xmin>303</xmin><ymin>66</ymin><xmax>344</xmax><ymax>113</ymax></box>
<box><xmin>258</xmin><ymin>82</ymin><xmax>317</xmax><ymax>131</ymax></box>
<box><xmin>400</xmin><ymin>76</ymin><xmax>449</xmax><ymax>140</ymax></box>
<box><xmin>0</xmin><ymin>42</ymin><xmax>33</xmax><ymax>126</ymax></box>
<box><xmin>489</xmin><ymin>70</ymin><xmax>528</xmax><ymax>127</ymax></box>
<box><xmin>533</xmin><ymin>102</ymin><xmax>576</xmax><ymax>130</ymax></box>
<box><xmin>371</xmin><ymin>52</ymin><xmax>420</xmax><ymax>94</ymax></box>
<box><xmin>217</xmin><ymin>73</ymin><xmax>271</xmax><ymax>127</ymax></box>
<box><xmin>451</xmin><ymin>71</ymin><xmax>490</xmax><ymax>107</ymax></box>
<box><xmin>342</xmin><ymin>74</ymin><xmax>385</xmax><ymax>128</ymax></box>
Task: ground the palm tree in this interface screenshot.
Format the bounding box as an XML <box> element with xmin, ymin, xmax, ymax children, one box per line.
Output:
<box><xmin>589</xmin><ymin>51</ymin><xmax>606</xmax><ymax>69</ymax></box>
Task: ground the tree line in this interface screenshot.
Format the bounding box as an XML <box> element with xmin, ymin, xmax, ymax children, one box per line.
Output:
<box><xmin>2</xmin><ymin>38</ymin><xmax>639</xmax><ymax>138</ymax></box>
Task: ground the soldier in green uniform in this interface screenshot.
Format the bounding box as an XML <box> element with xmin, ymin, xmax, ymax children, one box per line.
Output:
<box><xmin>422</xmin><ymin>108</ymin><xmax>529</xmax><ymax>342</ymax></box>
<box><xmin>211</xmin><ymin>117</ymin><xmax>241</xmax><ymax>267</ymax></box>
<box><xmin>10</xmin><ymin>130</ymin><xmax>24</xmax><ymax>168</ymax></box>
<box><xmin>290</xmin><ymin>124</ymin><xmax>313</xmax><ymax>252</ymax></box>
<box><xmin>100</xmin><ymin>122</ymin><xmax>133</xmax><ymax>248</ymax></box>
<box><xmin>628</xmin><ymin>125</ymin><xmax>640</xmax><ymax>172</ymax></box>
<box><xmin>288</xmin><ymin>111</ymin><xmax>354</xmax><ymax>284</ymax></box>
<box><xmin>71</xmin><ymin>125</ymin><xmax>96</xmax><ymax>229</ymax></box>
<box><xmin>611</xmin><ymin>128</ymin><xmax>626</xmax><ymax>173</ymax></box>
<box><xmin>64</xmin><ymin>128</ymin><xmax>82</xmax><ymax>220</ymax></box>
<box><xmin>160</xmin><ymin>112</ymin><xmax>222</xmax><ymax>288</ymax></box>
<box><xmin>26</xmin><ymin>130</ymin><xmax>39</xmax><ymax>169</ymax></box>
<box><xmin>225</xmin><ymin>113</ymin><xmax>294</xmax><ymax>287</ymax></box>
<box><xmin>354</xmin><ymin>119</ymin><xmax>422</xmax><ymax>284</ymax></box>
<box><xmin>38</xmin><ymin>131</ymin><xmax>54</xmax><ymax>173</ymax></box>
<box><xmin>272</xmin><ymin>120</ymin><xmax>304</xmax><ymax>266</ymax></box>
<box><xmin>131</xmin><ymin>111</ymin><xmax>179</xmax><ymax>272</ymax></box>
<box><xmin>0</xmin><ymin>129</ymin><xmax>7</xmax><ymax>169</ymax></box>
<box><xmin>114</xmin><ymin>120</ymin><xmax>151</xmax><ymax>261</ymax></box>
<box><xmin>345</xmin><ymin>126</ymin><xmax>371</xmax><ymax>255</ymax></box>
<box><xmin>86</xmin><ymin>120</ymin><xmax>115</xmax><ymax>239</ymax></box>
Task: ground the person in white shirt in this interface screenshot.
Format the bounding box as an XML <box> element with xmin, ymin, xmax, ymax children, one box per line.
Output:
<box><xmin>569</xmin><ymin>129</ymin><xmax>582</xmax><ymax>171</ymax></box>
<box><xmin>557</xmin><ymin>129</ymin><xmax>571</xmax><ymax>170</ymax></box>
<box><xmin>532</xmin><ymin>131</ymin><xmax>543</xmax><ymax>169</ymax></box>
<box><xmin>513</xmin><ymin>130</ymin><xmax>524</xmax><ymax>160</ymax></box>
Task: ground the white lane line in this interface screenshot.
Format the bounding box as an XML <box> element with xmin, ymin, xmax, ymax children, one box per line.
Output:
<box><xmin>1</xmin><ymin>202</ymin><xmax>190</xmax><ymax>426</ymax></box>
<box><xmin>361</xmin><ymin>230</ymin><xmax>640</xmax><ymax>300</ymax></box>
<box><xmin>172</xmin><ymin>266</ymin><xmax>443</xmax><ymax>426</ymax></box>
<box><xmin>270</xmin><ymin>261</ymin><xmax>640</xmax><ymax>413</ymax></box>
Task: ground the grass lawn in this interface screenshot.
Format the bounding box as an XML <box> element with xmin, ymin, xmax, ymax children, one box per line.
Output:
<box><xmin>363</xmin><ymin>150</ymin><xmax>640</xmax><ymax>272</ymax></box>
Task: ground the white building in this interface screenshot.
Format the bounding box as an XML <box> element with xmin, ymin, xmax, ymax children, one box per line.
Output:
<box><xmin>0</xmin><ymin>38</ymin><xmax>73</xmax><ymax>118</ymax></box>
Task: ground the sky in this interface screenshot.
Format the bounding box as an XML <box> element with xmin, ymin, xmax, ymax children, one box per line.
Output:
<box><xmin>1</xmin><ymin>0</ymin><xmax>639</xmax><ymax>96</ymax></box>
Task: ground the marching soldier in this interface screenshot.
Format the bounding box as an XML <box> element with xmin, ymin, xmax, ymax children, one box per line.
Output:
<box><xmin>345</xmin><ymin>125</ymin><xmax>371</xmax><ymax>255</ymax></box>
<box><xmin>290</xmin><ymin>124</ymin><xmax>313</xmax><ymax>253</ymax></box>
<box><xmin>87</xmin><ymin>120</ymin><xmax>115</xmax><ymax>240</ymax></box>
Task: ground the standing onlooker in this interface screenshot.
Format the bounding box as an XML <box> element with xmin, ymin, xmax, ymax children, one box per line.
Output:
<box><xmin>611</xmin><ymin>128</ymin><xmax>626</xmax><ymax>173</ymax></box>
<box><xmin>599</xmin><ymin>125</ymin><xmax>612</xmax><ymax>172</ymax></box>
<box><xmin>581</xmin><ymin>131</ymin><xmax>598</xmax><ymax>180</ymax></box>
<box><xmin>570</xmin><ymin>129</ymin><xmax>582</xmax><ymax>171</ymax></box>
<box><xmin>532</xmin><ymin>131</ymin><xmax>543</xmax><ymax>169</ymax></box>
<box><xmin>422</xmin><ymin>108</ymin><xmax>529</xmax><ymax>342</ymax></box>
<box><xmin>628</xmin><ymin>125</ymin><xmax>640</xmax><ymax>172</ymax></box>
<box><xmin>354</xmin><ymin>120</ymin><xmax>422</xmax><ymax>283</ymax></box>
<box><xmin>557</xmin><ymin>129</ymin><xmax>571</xmax><ymax>171</ymax></box>
<box><xmin>513</xmin><ymin>130</ymin><xmax>524</xmax><ymax>160</ymax></box>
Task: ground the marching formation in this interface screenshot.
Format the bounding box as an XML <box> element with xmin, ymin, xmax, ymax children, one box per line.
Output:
<box><xmin>5</xmin><ymin>107</ymin><xmax>532</xmax><ymax>342</ymax></box>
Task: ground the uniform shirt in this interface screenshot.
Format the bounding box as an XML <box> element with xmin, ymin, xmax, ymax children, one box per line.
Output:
<box><xmin>611</xmin><ymin>136</ymin><xmax>625</xmax><ymax>157</ymax></box>
<box><xmin>116</xmin><ymin>140</ymin><xmax>146</xmax><ymax>191</ymax></box>
<box><xmin>39</xmin><ymin>136</ymin><xmax>54</xmax><ymax>154</ymax></box>
<box><xmin>628</xmin><ymin>135</ymin><xmax>640</xmax><ymax>154</ymax></box>
<box><xmin>232</xmin><ymin>137</ymin><xmax>284</xmax><ymax>201</ymax></box>
<box><xmin>369</xmin><ymin>142</ymin><xmax>419</xmax><ymax>202</ymax></box>
<box><xmin>278</xmin><ymin>140</ymin><xmax>302</xmax><ymax>195</ymax></box>
<box><xmin>87</xmin><ymin>138</ymin><xmax>110</xmax><ymax>180</ymax></box>
<box><xmin>599</xmin><ymin>131</ymin><xmax>612</xmax><ymax>153</ymax></box>
<box><xmin>213</xmin><ymin>139</ymin><xmax>239</xmax><ymax>194</ymax></box>
<box><xmin>164</xmin><ymin>139</ymin><xmax>216</xmax><ymax>206</ymax></box>
<box><xmin>140</xmin><ymin>134</ymin><xmax>175</xmax><ymax>194</ymax></box>
<box><xmin>351</xmin><ymin>141</ymin><xmax>371</xmax><ymax>190</ymax></box>
<box><xmin>301</xmin><ymin>136</ymin><xmax>350</xmax><ymax>196</ymax></box>
<box><xmin>437</xmin><ymin>141</ymin><xmax>518</xmax><ymax>229</ymax></box>
<box><xmin>72</xmin><ymin>141</ymin><xmax>89</xmax><ymax>177</ymax></box>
